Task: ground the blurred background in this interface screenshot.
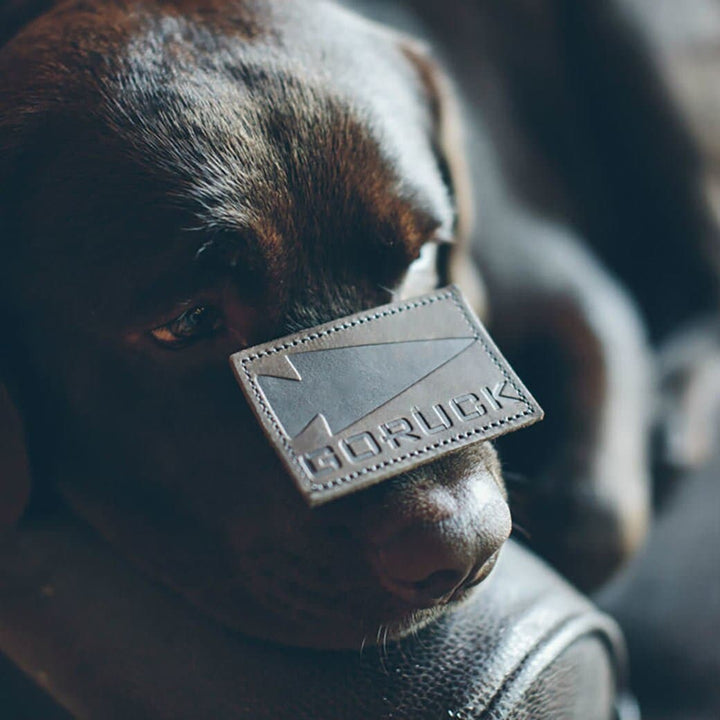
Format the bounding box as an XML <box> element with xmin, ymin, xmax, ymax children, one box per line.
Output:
<box><xmin>356</xmin><ymin>1</ymin><xmax>720</xmax><ymax>719</ymax></box>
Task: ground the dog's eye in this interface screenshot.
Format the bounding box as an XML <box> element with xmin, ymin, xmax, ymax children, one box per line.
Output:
<box><xmin>150</xmin><ymin>305</ymin><xmax>225</xmax><ymax>349</ymax></box>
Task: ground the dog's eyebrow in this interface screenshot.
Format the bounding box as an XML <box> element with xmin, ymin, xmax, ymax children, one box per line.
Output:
<box><xmin>194</xmin><ymin>234</ymin><xmax>243</xmax><ymax>269</ymax></box>
<box><xmin>124</xmin><ymin>228</ymin><xmax>264</xmax><ymax>320</ymax></box>
<box><xmin>192</xmin><ymin>227</ymin><xmax>268</xmax><ymax>275</ymax></box>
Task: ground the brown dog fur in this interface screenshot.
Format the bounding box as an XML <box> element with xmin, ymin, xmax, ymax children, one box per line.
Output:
<box><xmin>0</xmin><ymin>0</ymin><xmax>510</xmax><ymax>650</ymax></box>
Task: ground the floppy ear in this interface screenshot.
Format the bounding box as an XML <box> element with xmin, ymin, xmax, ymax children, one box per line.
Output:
<box><xmin>400</xmin><ymin>41</ymin><xmax>488</xmax><ymax>318</ymax></box>
<box><xmin>0</xmin><ymin>378</ymin><xmax>31</xmax><ymax>530</ymax></box>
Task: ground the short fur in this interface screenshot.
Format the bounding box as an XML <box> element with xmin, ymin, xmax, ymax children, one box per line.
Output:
<box><xmin>0</xmin><ymin>0</ymin><xmax>508</xmax><ymax>650</ymax></box>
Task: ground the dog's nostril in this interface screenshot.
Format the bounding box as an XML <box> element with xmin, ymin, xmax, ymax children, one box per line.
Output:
<box><xmin>373</xmin><ymin>520</ymin><xmax>505</xmax><ymax>606</ymax></box>
<box><xmin>412</xmin><ymin>569</ymin><xmax>466</xmax><ymax>600</ymax></box>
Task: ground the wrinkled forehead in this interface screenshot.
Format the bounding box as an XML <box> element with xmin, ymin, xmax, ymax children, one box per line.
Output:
<box><xmin>102</xmin><ymin>0</ymin><xmax>450</xmax><ymax>233</ymax></box>
<box><xmin>0</xmin><ymin>0</ymin><xmax>455</xmax><ymax>315</ymax></box>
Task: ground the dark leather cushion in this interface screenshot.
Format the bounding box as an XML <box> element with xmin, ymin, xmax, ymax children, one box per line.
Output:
<box><xmin>0</xmin><ymin>509</ymin><xmax>632</xmax><ymax>719</ymax></box>
<box><xmin>599</xmin><ymin>450</ymin><xmax>720</xmax><ymax>720</ymax></box>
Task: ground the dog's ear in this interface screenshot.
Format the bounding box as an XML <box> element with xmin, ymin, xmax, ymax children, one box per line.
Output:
<box><xmin>400</xmin><ymin>40</ymin><xmax>487</xmax><ymax>317</ymax></box>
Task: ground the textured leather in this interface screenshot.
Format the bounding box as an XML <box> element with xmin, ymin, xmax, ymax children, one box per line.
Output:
<box><xmin>599</xmin><ymin>448</ymin><xmax>720</xmax><ymax>719</ymax></box>
<box><xmin>0</xmin><ymin>508</ymin><xmax>631</xmax><ymax>719</ymax></box>
<box><xmin>231</xmin><ymin>286</ymin><xmax>543</xmax><ymax>505</ymax></box>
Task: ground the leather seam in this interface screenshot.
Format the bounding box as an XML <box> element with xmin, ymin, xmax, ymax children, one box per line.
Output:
<box><xmin>478</xmin><ymin>612</ymin><xmax>623</xmax><ymax>720</ymax></box>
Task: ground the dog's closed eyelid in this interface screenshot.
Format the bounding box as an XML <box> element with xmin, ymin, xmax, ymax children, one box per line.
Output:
<box><xmin>393</xmin><ymin>241</ymin><xmax>442</xmax><ymax>300</ymax></box>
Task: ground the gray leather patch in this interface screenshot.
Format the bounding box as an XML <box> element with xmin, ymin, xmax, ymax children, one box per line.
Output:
<box><xmin>230</xmin><ymin>286</ymin><xmax>543</xmax><ymax>505</ymax></box>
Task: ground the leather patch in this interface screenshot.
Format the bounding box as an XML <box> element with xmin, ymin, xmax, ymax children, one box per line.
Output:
<box><xmin>230</xmin><ymin>286</ymin><xmax>543</xmax><ymax>505</ymax></box>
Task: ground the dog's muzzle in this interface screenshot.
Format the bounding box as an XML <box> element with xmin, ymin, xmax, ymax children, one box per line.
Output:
<box><xmin>230</xmin><ymin>286</ymin><xmax>543</xmax><ymax>505</ymax></box>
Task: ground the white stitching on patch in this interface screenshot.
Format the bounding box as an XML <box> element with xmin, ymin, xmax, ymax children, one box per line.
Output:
<box><xmin>240</xmin><ymin>288</ymin><xmax>536</xmax><ymax>495</ymax></box>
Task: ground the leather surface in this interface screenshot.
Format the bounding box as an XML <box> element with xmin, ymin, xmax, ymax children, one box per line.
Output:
<box><xmin>599</xmin><ymin>448</ymin><xmax>720</xmax><ymax>720</ymax></box>
<box><xmin>0</xmin><ymin>508</ymin><xmax>629</xmax><ymax>719</ymax></box>
<box><xmin>505</xmin><ymin>637</ymin><xmax>613</xmax><ymax>720</ymax></box>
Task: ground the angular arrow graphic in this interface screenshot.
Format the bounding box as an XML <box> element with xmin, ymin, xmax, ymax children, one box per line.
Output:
<box><xmin>256</xmin><ymin>337</ymin><xmax>474</xmax><ymax>438</ymax></box>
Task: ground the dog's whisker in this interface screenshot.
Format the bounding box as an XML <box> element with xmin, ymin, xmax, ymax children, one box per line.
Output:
<box><xmin>503</xmin><ymin>471</ymin><xmax>532</xmax><ymax>487</ymax></box>
<box><xmin>511</xmin><ymin>522</ymin><xmax>532</xmax><ymax>540</ymax></box>
<box><xmin>410</xmin><ymin>614</ymin><xmax>420</xmax><ymax>640</ymax></box>
<box><xmin>180</xmin><ymin>222</ymin><xmax>206</xmax><ymax>233</ymax></box>
<box><xmin>374</xmin><ymin>624</ymin><xmax>389</xmax><ymax>674</ymax></box>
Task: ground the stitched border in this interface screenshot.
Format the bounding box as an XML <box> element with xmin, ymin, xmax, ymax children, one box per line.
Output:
<box><xmin>242</xmin><ymin>289</ymin><xmax>455</xmax><ymax>361</ymax></box>
<box><xmin>238</xmin><ymin>288</ymin><xmax>537</xmax><ymax>495</ymax></box>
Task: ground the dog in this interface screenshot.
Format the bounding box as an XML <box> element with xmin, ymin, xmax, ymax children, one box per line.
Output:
<box><xmin>0</xmin><ymin>0</ymin><xmax>517</xmax><ymax>652</ymax></box>
<box><xmin>0</xmin><ymin>0</ymin><xmax>672</xmax><ymax>655</ymax></box>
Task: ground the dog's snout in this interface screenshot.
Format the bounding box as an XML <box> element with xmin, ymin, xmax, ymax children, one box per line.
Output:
<box><xmin>365</xmin><ymin>469</ymin><xmax>512</xmax><ymax>607</ymax></box>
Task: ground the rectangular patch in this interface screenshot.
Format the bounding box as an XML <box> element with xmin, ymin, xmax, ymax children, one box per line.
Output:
<box><xmin>230</xmin><ymin>286</ymin><xmax>543</xmax><ymax>505</ymax></box>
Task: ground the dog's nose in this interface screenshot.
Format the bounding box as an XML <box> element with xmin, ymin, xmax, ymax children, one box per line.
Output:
<box><xmin>368</xmin><ymin>472</ymin><xmax>512</xmax><ymax>606</ymax></box>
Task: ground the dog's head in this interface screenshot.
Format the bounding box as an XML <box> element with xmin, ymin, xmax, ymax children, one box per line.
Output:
<box><xmin>0</xmin><ymin>0</ymin><xmax>509</xmax><ymax>649</ymax></box>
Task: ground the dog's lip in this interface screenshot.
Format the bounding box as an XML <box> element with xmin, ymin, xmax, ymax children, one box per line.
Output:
<box><xmin>379</xmin><ymin>554</ymin><xmax>501</xmax><ymax>643</ymax></box>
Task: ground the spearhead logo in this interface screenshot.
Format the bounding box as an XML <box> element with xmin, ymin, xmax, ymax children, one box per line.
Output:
<box><xmin>231</xmin><ymin>286</ymin><xmax>543</xmax><ymax>506</ymax></box>
<box><xmin>256</xmin><ymin>337</ymin><xmax>474</xmax><ymax>438</ymax></box>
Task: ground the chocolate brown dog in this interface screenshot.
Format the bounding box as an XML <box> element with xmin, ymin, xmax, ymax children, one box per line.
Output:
<box><xmin>0</xmin><ymin>0</ymin><xmax>512</xmax><ymax>650</ymax></box>
<box><xmin>0</xmin><ymin>0</ymin><xmax>662</xmax><ymax>655</ymax></box>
